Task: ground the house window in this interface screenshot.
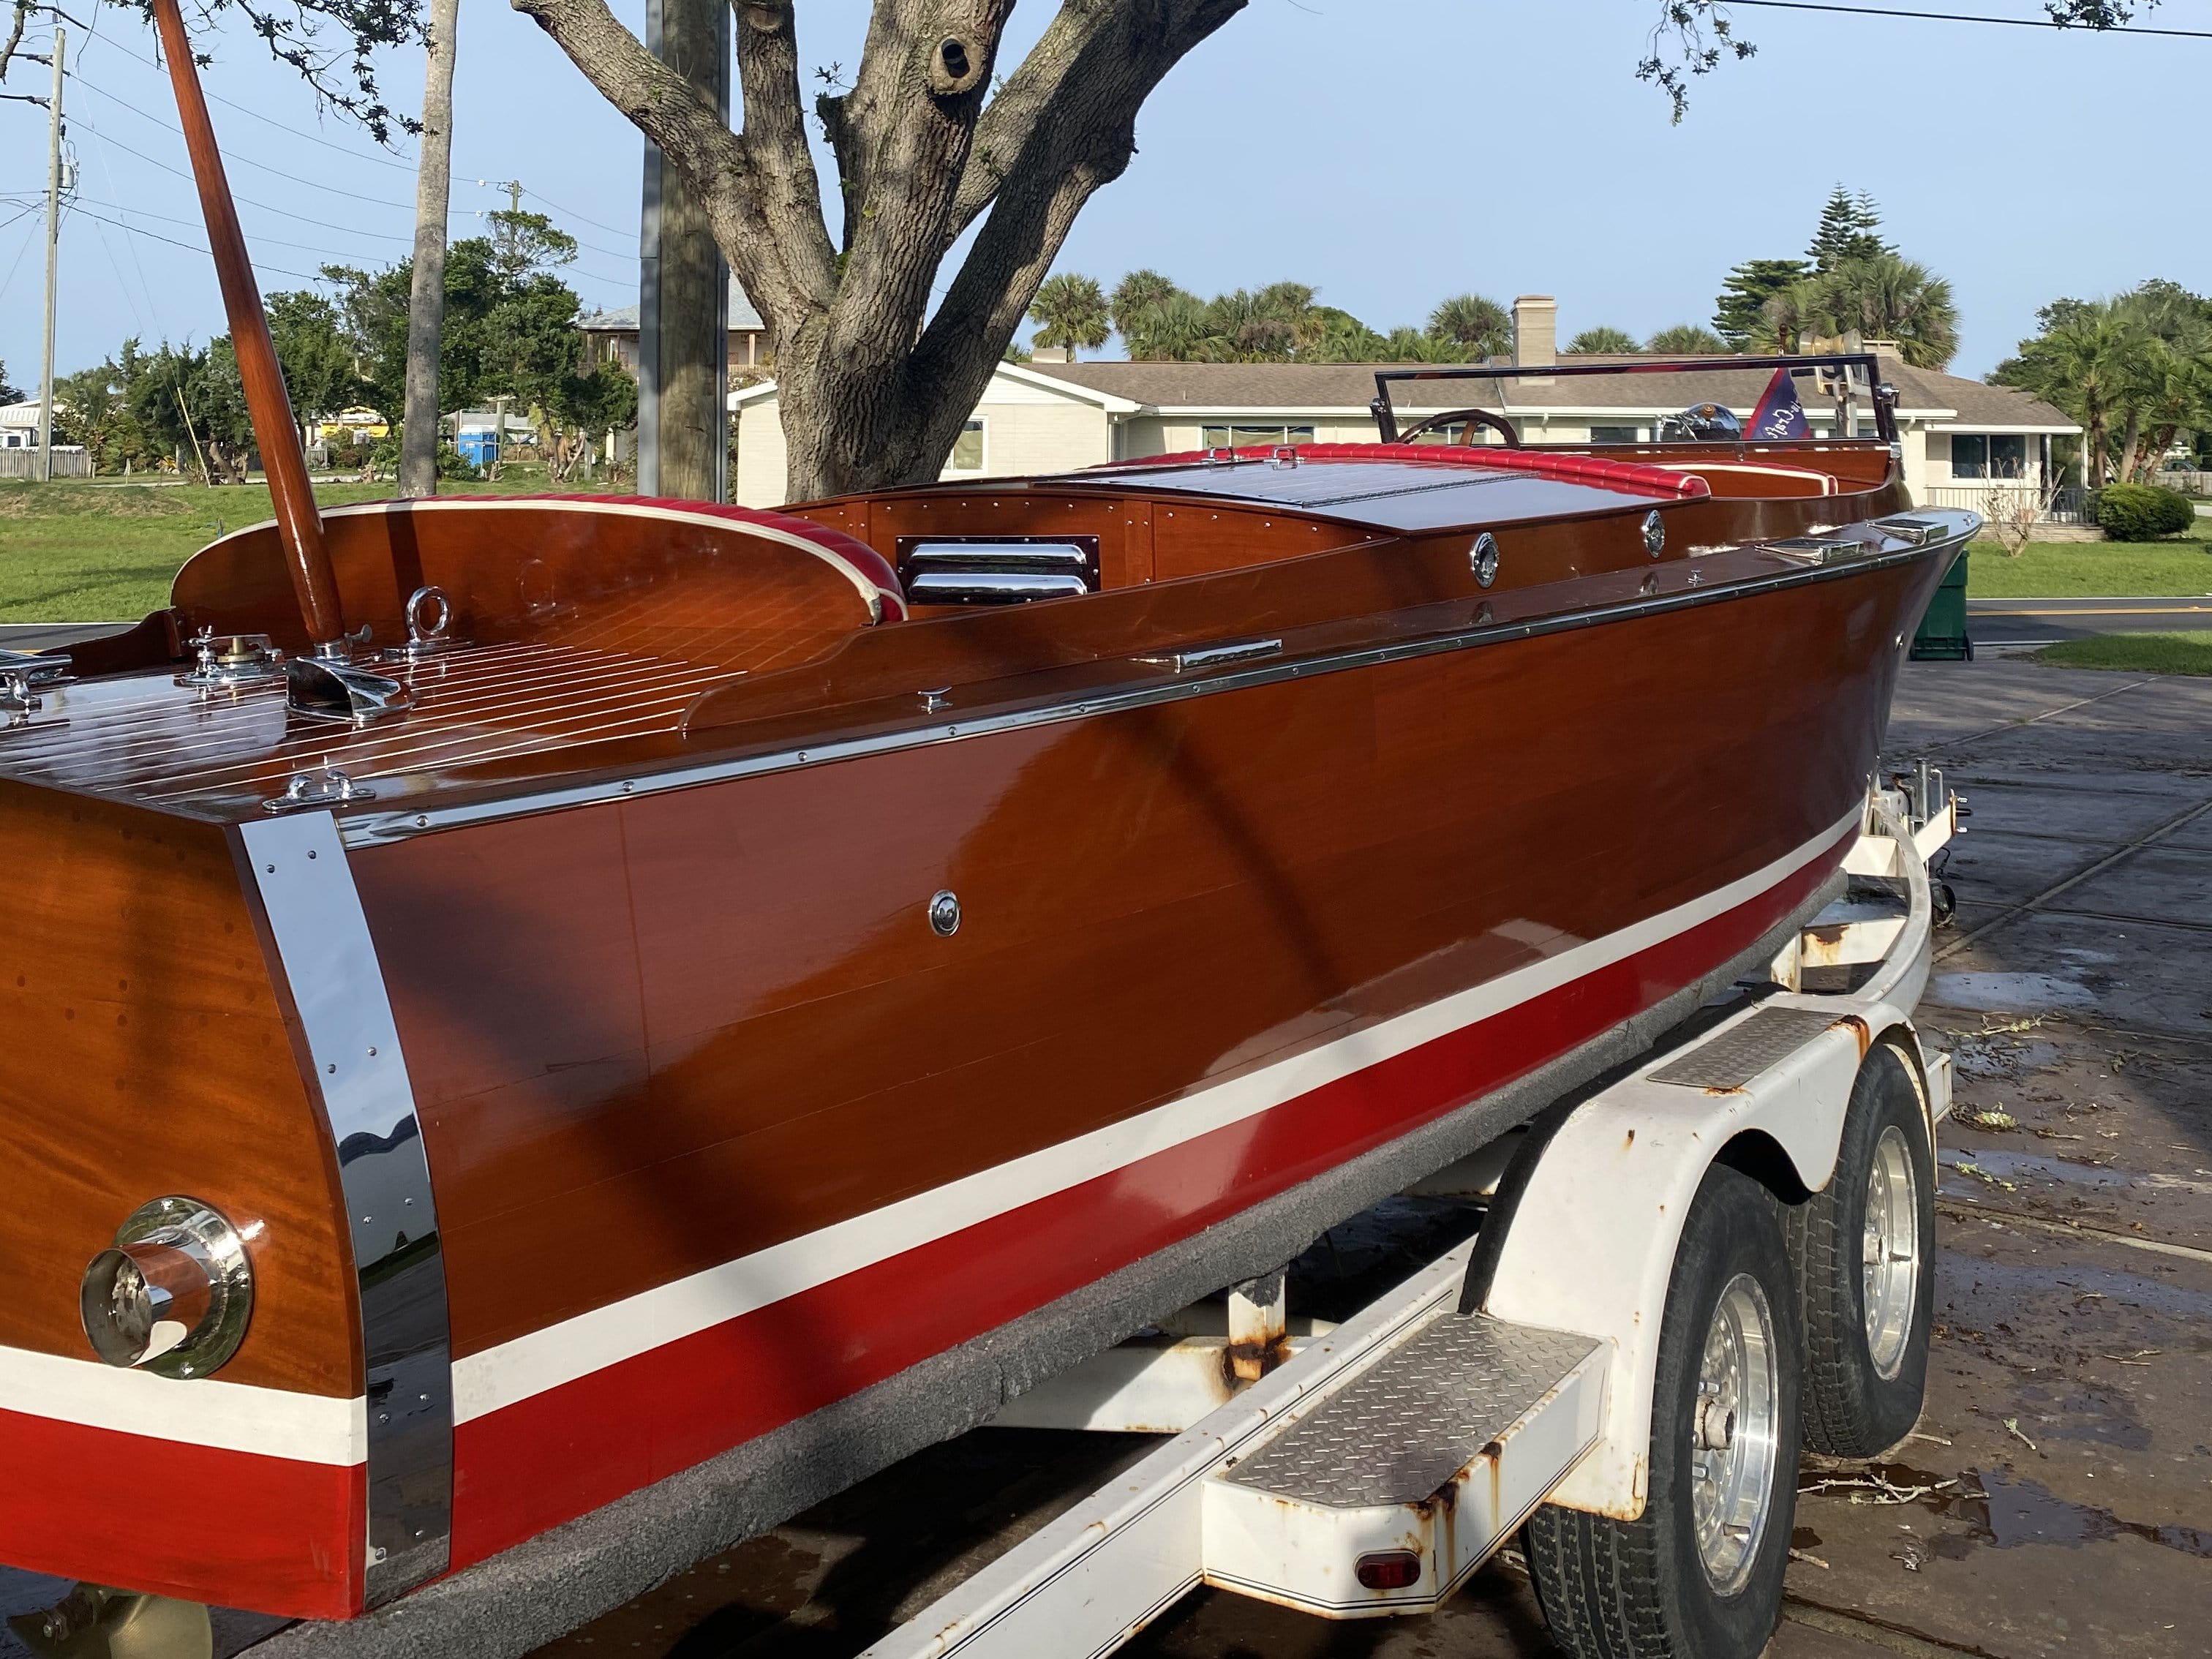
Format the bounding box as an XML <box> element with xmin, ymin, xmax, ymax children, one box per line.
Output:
<box><xmin>949</xmin><ymin>418</ymin><xmax>985</xmax><ymax>472</ymax></box>
<box><xmin>1951</xmin><ymin>433</ymin><xmax>2028</xmax><ymax>479</ymax></box>
<box><xmin>1200</xmin><ymin>423</ymin><xmax>1317</xmax><ymax>450</ymax></box>
<box><xmin>1590</xmin><ymin>424</ymin><xmax>1643</xmax><ymax>444</ymax></box>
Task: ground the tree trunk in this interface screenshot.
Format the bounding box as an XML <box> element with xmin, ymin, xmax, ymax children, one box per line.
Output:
<box><xmin>399</xmin><ymin>0</ymin><xmax>459</xmax><ymax>499</ymax></box>
<box><xmin>2115</xmin><ymin>409</ymin><xmax>2145</xmax><ymax>486</ymax></box>
<box><xmin>513</xmin><ymin>0</ymin><xmax>1246</xmax><ymax>500</ymax></box>
<box><xmin>639</xmin><ymin>0</ymin><xmax>728</xmax><ymax>501</ymax></box>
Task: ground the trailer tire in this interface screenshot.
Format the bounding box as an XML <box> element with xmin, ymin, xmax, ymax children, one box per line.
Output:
<box><xmin>1524</xmin><ymin>1164</ymin><xmax>1801</xmax><ymax>1659</ymax></box>
<box><xmin>1789</xmin><ymin>1042</ymin><xmax>1934</xmax><ymax>1457</ymax></box>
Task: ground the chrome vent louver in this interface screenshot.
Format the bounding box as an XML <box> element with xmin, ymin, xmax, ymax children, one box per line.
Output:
<box><xmin>897</xmin><ymin>536</ymin><xmax>1100</xmax><ymax>606</ymax></box>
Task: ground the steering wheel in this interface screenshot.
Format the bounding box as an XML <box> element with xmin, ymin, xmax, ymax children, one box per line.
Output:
<box><xmin>1392</xmin><ymin>406</ymin><xmax>1521</xmax><ymax>449</ymax></box>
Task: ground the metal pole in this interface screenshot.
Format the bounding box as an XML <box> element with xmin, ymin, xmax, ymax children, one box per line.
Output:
<box><xmin>399</xmin><ymin>0</ymin><xmax>459</xmax><ymax>500</ymax></box>
<box><xmin>37</xmin><ymin>28</ymin><xmax>64</xmax><ymax>484</ymax></box>
<box><xmin>637</xmin><ymin>0</ymin><xmax>729</xmax><ymax>501</ymax></box>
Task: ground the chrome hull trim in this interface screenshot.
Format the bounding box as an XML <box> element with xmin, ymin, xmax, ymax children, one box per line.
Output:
<box><xmin>339</xmin><ymin>521</ymin><xmax>1972</xmax><ymax>849</ymax></box>
<box><xmin>240</xmin><ymin>812</ymin><xmax>454</xmax><ymax>1605</ymax></box>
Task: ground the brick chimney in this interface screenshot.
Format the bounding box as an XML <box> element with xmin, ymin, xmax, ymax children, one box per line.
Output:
<box><xmin>1513</xmin><ymin>296</ymin><xmax>1557</xmax><ymax>369</ymax></box>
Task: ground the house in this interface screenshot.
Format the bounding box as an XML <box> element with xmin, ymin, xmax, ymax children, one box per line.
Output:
<box><xmin>727</xmin><ymin>296</ymin><xmax>2079</xmax><ymax>513</ymax></box>
<box><xmin>0</xmin><ymin>399</ymin><xmax>45</xmax><ymax>450</ymax></box>
<box><xmin>580</xmin><ymin>275</ymin><xmax>770</xmax><ymax>380</ymax></box>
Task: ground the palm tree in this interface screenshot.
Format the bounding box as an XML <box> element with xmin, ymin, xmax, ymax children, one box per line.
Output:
<box><xmin>1110</xmin><ymin>269</ymin><xmax>1184</xmax><ymax>345</ymax></box>
<box><xmin>1564</xmin><ymin>326</ymin><xmax>1639</xmax><ymax>355</ymax></box>
<box><xmin>1124</xmin><ymin>290</ymin><xmax>1214</xmax><ymax>361</ymax></box>
<box><xmin>1995</xmin><ymin>299</ymin><xmax>2134</xmax><ymax>485</ymax></box>
<box><xmin>1798</xmin><ymin>254</ymin><xmax>1958</xmax><ymax>370</ymax></box>
<box><xmin>1645</xmin><ymin>324</ymin><xmax>1729</xmax><ymax>356</ymax></box>
<box><xmin>1428</xmin><ymin>293</ymin><xmax>1512</xmax><ymax>358</ymax></box>
<box><xmin>1028</xmin><ymin>273</ymin><xmax>1111</xmax><ymax>359</ymax></box>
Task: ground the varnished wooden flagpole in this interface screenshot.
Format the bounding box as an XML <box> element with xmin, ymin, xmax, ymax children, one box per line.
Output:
<box><xmin>150</xmin><ymin>0</ymin><xmax>347</xmax><ymax>652</ymax></box>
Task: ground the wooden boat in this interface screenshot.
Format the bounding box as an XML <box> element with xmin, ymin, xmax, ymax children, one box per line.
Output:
<box><xmin>0</xmin><ymin>1</ymin><xmax>1976</xmax><ymax>1633</ymax></box>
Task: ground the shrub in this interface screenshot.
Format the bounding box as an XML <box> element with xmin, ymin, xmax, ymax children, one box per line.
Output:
<box><xmin>2096</xmin><ymin>482</ymin><xmax>2195</xmax><ymax>541</ymax></box>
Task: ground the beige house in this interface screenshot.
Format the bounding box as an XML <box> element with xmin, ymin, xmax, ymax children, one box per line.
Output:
<box><xmin>580</xmin><ymin>275</ymin><xmax>772</xmax><ymax>380</ymax></box>
<box><xmin>728</xmin><ymin>296</ymin><xmax>2077</xmax><ymax>512</ymax></box>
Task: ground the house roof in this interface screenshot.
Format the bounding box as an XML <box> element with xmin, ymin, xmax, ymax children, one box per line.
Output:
<box><xmin>1021</xmin><ymin>356</ymin><xmax>2077</xmax><ymax>432</ymax></box>
<box><xmin>581</xmin><ymin>274</ymin><xmax>765</xmax><ymax>334</ymax></box>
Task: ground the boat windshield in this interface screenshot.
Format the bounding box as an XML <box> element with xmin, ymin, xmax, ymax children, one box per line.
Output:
<box><xmin>1371</xmin><ymin>352</ymin><xmax>1892</xmax><ymax>451</ymax></box>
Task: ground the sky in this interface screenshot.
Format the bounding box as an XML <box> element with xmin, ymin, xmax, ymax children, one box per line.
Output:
<box><xmin>0</xmin><ymin>0</ymin><xmax>2205</xmax><ymax>397</ymax></box>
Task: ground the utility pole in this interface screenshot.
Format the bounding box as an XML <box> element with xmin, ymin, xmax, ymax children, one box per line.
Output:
<box><xmin>637</xmin><ymin>0</ymin><xmax>729</xmax><ymax>501</ymax></box>
<box><xmin>399</xmin><ymin>0</ymin><xmax>459</xmax><ymax>499</ymax></box>
<box><xmin>37</xmin><ymin>27</ymin><xmax>64</xmax><ymax>484</ymax></box>
<box><xmin>505</xmin><ymin>179</ymin><xmax>523</xmax><ymax>214</ymax></box>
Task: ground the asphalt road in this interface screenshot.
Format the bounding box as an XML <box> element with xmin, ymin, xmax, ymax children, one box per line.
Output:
<box><xmin>1967</xmin><ymin>596</ymin><xmax>2212</xmax><ymax>647</ymax></box>
<box><xmin>0</xmin><ymin>622</ymin><xmax>132</xmax><ymax>653</ymax></box>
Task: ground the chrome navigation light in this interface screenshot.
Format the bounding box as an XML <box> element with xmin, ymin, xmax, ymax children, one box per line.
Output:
<box><xmin>1470</xmin><ymin>533</ymin><xmax>1500</xmax><ymax>589</ymax></box>
<box><xmin>1642</xmin><ymin>510</ymin><xmax>1666</xmax><ymax>557</ymax></box>
<box><xmin>80</xmin><ymin>1196</ymin><xmax>254</xmax><ymax>1378</ymax></box>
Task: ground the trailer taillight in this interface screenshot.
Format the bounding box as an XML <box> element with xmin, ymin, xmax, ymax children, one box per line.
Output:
<box><xmin>1354</xmin><ymin>1549</ymin><xmax>1423</xmax><ymax>1591</ymax></box>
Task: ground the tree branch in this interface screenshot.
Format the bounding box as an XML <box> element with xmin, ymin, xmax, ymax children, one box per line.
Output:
<box><xmin>731</xmin><ymin>1</ymin><xmax>836</xmax><ymax>298</ymax></box>
<box><xmin>949</xmin><ymin>0</ymin><xmax>1242</xmax><ymax>239</ymax></box>
<box><xmin>509</xmin><ymin>0</ymin><xmax>835</xmax><ymax>326</ymax></box>
<box><xmin>900</xmin><ymin>0</ymin><xmax>1243</xmax><ymax>470</ymax></box>
<box><xmin>819</xmin><ymin>0</ymin><xmax>1012</xmax><ymax>382</ymax></box>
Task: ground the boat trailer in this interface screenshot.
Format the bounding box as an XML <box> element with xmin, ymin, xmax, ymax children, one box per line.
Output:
<box><xmin>854</xmin><ymin>773</ymin><xmax>1957</xmax><ymax>1657</ymax></box>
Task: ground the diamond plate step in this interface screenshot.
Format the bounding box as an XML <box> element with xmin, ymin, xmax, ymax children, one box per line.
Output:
<box><xmin>1224</xmin><ymin>1314</ymin><xmax>1602</xmax><ymax>1507</ymax></box>
<box><xmin>1202</xmin><ymin>1312</ymin><xmax>1607</xmax><ymax>1617</ymax></box>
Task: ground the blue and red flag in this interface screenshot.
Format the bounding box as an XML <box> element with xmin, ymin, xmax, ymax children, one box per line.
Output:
<box><xmin>1746</xmin><ymin>367</ymin><xmax>1810</xmax><ymax>441</ymax></box>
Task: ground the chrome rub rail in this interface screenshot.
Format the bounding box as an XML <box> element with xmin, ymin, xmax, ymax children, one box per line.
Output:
<box><xmin>339</xmin><ymin>519</ymin><xmax>1974</xmax><ymax>850</ymax></box>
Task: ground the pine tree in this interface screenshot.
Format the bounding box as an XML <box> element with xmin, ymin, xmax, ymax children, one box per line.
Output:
<box><xmin>1808</xmin><ymin>185</ymin><xmax>1891</xmax><ymax>271</ymax></box>
<box><xmin>1713</xmin><ymin>258</ymin><xmax>1811</xmax><ymax>350</ymax></box>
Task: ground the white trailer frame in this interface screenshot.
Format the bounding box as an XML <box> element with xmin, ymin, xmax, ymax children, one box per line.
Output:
<box><xmin>862</xmin><ymin>784</ymin><xmax>1955</xmax><ymax>1657</ymax></box>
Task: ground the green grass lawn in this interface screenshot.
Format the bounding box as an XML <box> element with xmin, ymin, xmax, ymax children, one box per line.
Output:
<box><xmin>1965</xmin><ymin>516</ymin><xmax>2212</xmax><ymax>598</ymax></box>
<box><xmin>0</xmin><ymin>470</ymin><xmax>618</xmax><ymax>622</ymax></box>
<box><xmin>2030</xmin><ymin>631</ymin><xmax>2212</xmax><ymax>676</ymax></box>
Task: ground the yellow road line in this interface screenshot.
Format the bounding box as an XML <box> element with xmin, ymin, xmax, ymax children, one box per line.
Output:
<box><xmin>1976</xmin><ymin>604</ymin><xmax>2212</xmax><ymax>617</ymax></box>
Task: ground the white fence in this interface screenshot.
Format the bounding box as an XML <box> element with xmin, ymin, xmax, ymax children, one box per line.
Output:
<box><xmin>0</xmin><ymin>448</ymin><xmax>93</xmax><ymax>479</ymax></box>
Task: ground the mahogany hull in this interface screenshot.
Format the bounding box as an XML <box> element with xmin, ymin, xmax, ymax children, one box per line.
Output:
<box><xmin>375</xmin><ymin>560</ymin><xmax>1920</xmax><ymax>1570</ymax></box>
<box><xmin>0</xmin><ymin>449</ymin><xmax>1954</xmax><ymax>1621</ymax></box>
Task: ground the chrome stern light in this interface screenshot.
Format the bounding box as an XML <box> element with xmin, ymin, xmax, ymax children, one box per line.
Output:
<box><xmin>80</xmin><ymin>1197</ymin><xmax>253</xmax><ymax>1379</ymax></box>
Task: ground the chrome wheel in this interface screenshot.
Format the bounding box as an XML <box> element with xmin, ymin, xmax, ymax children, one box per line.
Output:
<box><xmin>1690</xmin><ymin>1272</ymin><xmax>1781</xmax><ymax>1595</ymax></box>
<box><xmin>1862</xmin><ymin>1124</ymin><xmax>1922</xmax><ymax>1381</ymax></box>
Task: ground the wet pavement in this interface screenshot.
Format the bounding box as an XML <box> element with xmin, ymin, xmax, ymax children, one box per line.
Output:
<box><xmin>517</xmin><ymin>660</ymin><xmax>2212</xmax><ymax>1659</ymax></box>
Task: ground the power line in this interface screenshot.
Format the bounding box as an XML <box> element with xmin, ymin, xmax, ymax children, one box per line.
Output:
<box><xmin>75</xmin><ymin>195</ymin><xmax>402</xmax><ymax>263</ymax></box>
<box><xmin>67</xmin><ymin>97</ymin><xmax>418</xmax><ymax>211</ymax></box>
<box><xmin>79</xmin><ymin>29</ymin><xmax>420</xmax><ymax>170</ymax></box>
<box><xmin>71</xmin><ymin>91</ymin><xmax>639</xmax><ymax>279</ymax></box>
<box><xmin>1723</xmin><ymin>0</ymin><xmax>2212</xmax><ymax>39</ymax></box>
<box><xmin>64</xmin><ymin>204</ymin><xmax>325</xmax><ymax>284</ymax></box>
<box><xmin>516</xmin><ymin>184</ymin><xmax>631</xmax><ymax>241</ymax></box>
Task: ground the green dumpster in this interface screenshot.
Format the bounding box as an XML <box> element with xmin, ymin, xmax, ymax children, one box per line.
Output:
<box><xmin>1909</xmin><ymin>549</ymin><xmax>1972</xmax><ymax>661</ymax></box>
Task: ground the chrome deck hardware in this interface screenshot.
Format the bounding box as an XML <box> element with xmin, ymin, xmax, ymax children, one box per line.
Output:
<box><xmin>1137</xmin><ymin>636</ymin><xmax>1284</xmax><ymax>674</ymax></box>
<box><xmin>176</xmin><ymin>628</ymin><xmax>285</xmax><ymax>689</ymax></box>
<box><xmin>263</xmin><ymin>766</ymin><xmax>377</xmax><ymax>813</ymax></box>
<box><xmin>1</xmin><ymin>670</ymin><xmax>43</xmax><ymax>717</ymax></box>
<box><xmin>383</xmin><ymin>586</ymin><xmax>459</xmax><ymax>663</ymax></box>
<box><xmin>287</xmin><ymin>656</ymin><xmax>412</xmax><ymax>726</ymax></box>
